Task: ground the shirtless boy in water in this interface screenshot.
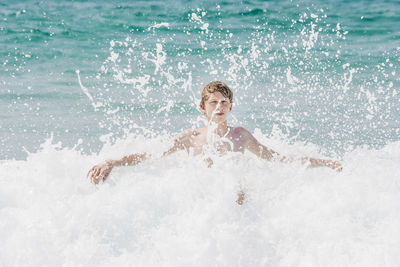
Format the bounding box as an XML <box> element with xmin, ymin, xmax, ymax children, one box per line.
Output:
<box><xmin>88</xmin><ymin>81</ymin><xmax>342</xmax><ymax>203</ymax></box>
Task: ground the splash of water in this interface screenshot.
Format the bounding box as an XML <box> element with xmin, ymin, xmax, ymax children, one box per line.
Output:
<box><xmin>203</xmin><ymin>101</ymin><xmax>234</xmax><ymax>157</ymax></box>
<box><xmin>1</xmin><ymin>135</ymin><xmax>400</xmax><ymax>266</ymax></box>
<box><xmin>76</xmin><ymin>69</ymin><xmax>103</xmax><ymax>111</ymax></box>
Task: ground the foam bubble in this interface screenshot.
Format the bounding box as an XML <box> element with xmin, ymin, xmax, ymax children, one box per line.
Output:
<box><xmin>1</xmin><ymin>136</ymin><xmax>399</xmax><ymax>266</ymax></box>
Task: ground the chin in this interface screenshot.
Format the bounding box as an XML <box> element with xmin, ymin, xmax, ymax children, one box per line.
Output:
<box><xmin>210</xmin><ymin>117</ymin><xmax>226</xmax><ymax>123</ymax></box>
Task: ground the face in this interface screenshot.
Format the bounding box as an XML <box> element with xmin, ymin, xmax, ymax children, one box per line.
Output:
<box><xmin>201</xmin><ymin>92</ymin><xmax>232</xmax><ymax>123</ymax></box>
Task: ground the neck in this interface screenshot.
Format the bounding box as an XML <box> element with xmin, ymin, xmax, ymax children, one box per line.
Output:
<box><xmin>208</xmin><ymin>121</ymin><xmax>228</xmax><ymax>137</ymax></box>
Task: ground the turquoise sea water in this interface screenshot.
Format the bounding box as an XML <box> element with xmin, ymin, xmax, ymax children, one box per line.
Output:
<box><xmin>1</xmin><ymin>1</ymin><xmax>400</xmax><ymax>266</ymax></box>
<box><xmin>1</xmin><ymin>0</ymin><xmax>399</xmax><ymax>159</ymax></box>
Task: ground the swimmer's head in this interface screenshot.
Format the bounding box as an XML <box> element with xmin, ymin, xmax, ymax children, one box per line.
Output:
<box><xmin>200</xmin><ymin>81</ymin><xmax>233</xmax><ymax>109</ymax></box>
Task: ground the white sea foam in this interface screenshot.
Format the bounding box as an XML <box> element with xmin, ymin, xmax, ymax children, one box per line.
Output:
<box><xmin>1</xmin><ymin>135</ymin><xmax>400</xmax><ymax>266</ymax></box>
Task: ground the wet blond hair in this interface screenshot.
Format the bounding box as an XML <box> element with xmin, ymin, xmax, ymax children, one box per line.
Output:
<box><xmin>200</xmin><ymin>81</ymin><xmax>233</xmax><ymax>108</ymax></box>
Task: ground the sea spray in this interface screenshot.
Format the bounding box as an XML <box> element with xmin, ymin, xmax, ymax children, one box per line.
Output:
<box><xmin>1</xmin><ymin>0</ymin><xmax>400</xmax><ymax>265</ymax></box>
<box><xmin>204</xmin><ymin>101</ymin><xmax>234</xmax><ymax>155</ymax></box>
<box><xmin>1</xmin><ymin>136</ymin><xmax>400</xmax><ymax>266</ymax></box>
<box><xmin>2</xmin><ymin>1</ymin><xmax>399</xmax><ymax>159</ymax></box>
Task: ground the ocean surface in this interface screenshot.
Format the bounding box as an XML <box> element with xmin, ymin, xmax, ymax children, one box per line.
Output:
<box><xmin>1</xmin><ymin>0</ymin><xmax>400</xmax><ymax>266</ymax></box>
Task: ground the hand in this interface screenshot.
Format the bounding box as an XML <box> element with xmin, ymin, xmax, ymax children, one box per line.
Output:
<box><xmin>204</xmin><ymin>157</ymin><xmax>214</xmax><ymax>168</ymax></box>
<box><xmin>87</xmin><ymin>161</ymin><xmax>114</xmax><ymax>184</ymax></box>
<box><xmin>237</xmin><ymin>191</ymin><xmax>246</xmax><ymax>205</ymax></box>
<box><xmin>326</xmin><ymin>160</ymin><xmax>343</xmax><ymax>172</ymax></box>
<box><xmin>308</xmin><ymin>158</ymin><xmax>343</xmax><ymax>172</ymax></box>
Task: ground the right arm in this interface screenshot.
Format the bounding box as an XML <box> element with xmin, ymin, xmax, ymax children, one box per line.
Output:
<box><xmin>87</xmin><ymin>153</ymin><xmax>147</xmax><ymax>184</ymax></box>
<box><xmin>87</xmin><ymin>130</ymin><xmax>191</xmax><ymax>184</ymax></box>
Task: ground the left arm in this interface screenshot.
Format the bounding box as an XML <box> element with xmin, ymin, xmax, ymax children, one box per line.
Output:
<box><xmin>299</xmin><ymin>157</ymin><xmax>342</xmax><ymax>171</ymax></box>
<box><xmin>243</xmin><ymin>128</ymin><xmax>342</xmax><ymax>171</ymax></box>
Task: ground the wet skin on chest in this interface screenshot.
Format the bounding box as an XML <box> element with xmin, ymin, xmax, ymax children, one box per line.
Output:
<box><xmin>188</xmin><ymin>127</ymin><xmax>247</xmax><ymax>156</ymax></box>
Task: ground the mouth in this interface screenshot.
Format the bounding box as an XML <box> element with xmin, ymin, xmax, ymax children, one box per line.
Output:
<box><xmin>215</xmin><ymin>112</ymin><xmax>224</xmax><ymax>116</ymax></box>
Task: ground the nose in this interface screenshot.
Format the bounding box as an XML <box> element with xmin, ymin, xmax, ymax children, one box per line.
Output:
<box><xmin>214</xmin><ymin>101</ymin><xmax>222</xmax><ymax>110</ymax></box>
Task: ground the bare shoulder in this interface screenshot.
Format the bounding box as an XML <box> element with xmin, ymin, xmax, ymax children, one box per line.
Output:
<box><xmin>174</xmin><ymin>128</ymin><xmax>202</xmax><ymax>143</ymax></box>
<box><xmin>231</xmin><ymin>126</ymin><xmax>250</xmax><ymax>134</ymax></box>
<box><xmin>230</xmin><ymin>126</ymin><xmax>259</xmax><ymax>146</ymax></box>
<box><xmin>166</xmin><ymin>129</ymin><xmax>195</xmax><ymax>154</ymax></box>
<box><xmin>231</xmin><ymin>126</ymin><xmax>254</xmax><ymax>139</ymax></box>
